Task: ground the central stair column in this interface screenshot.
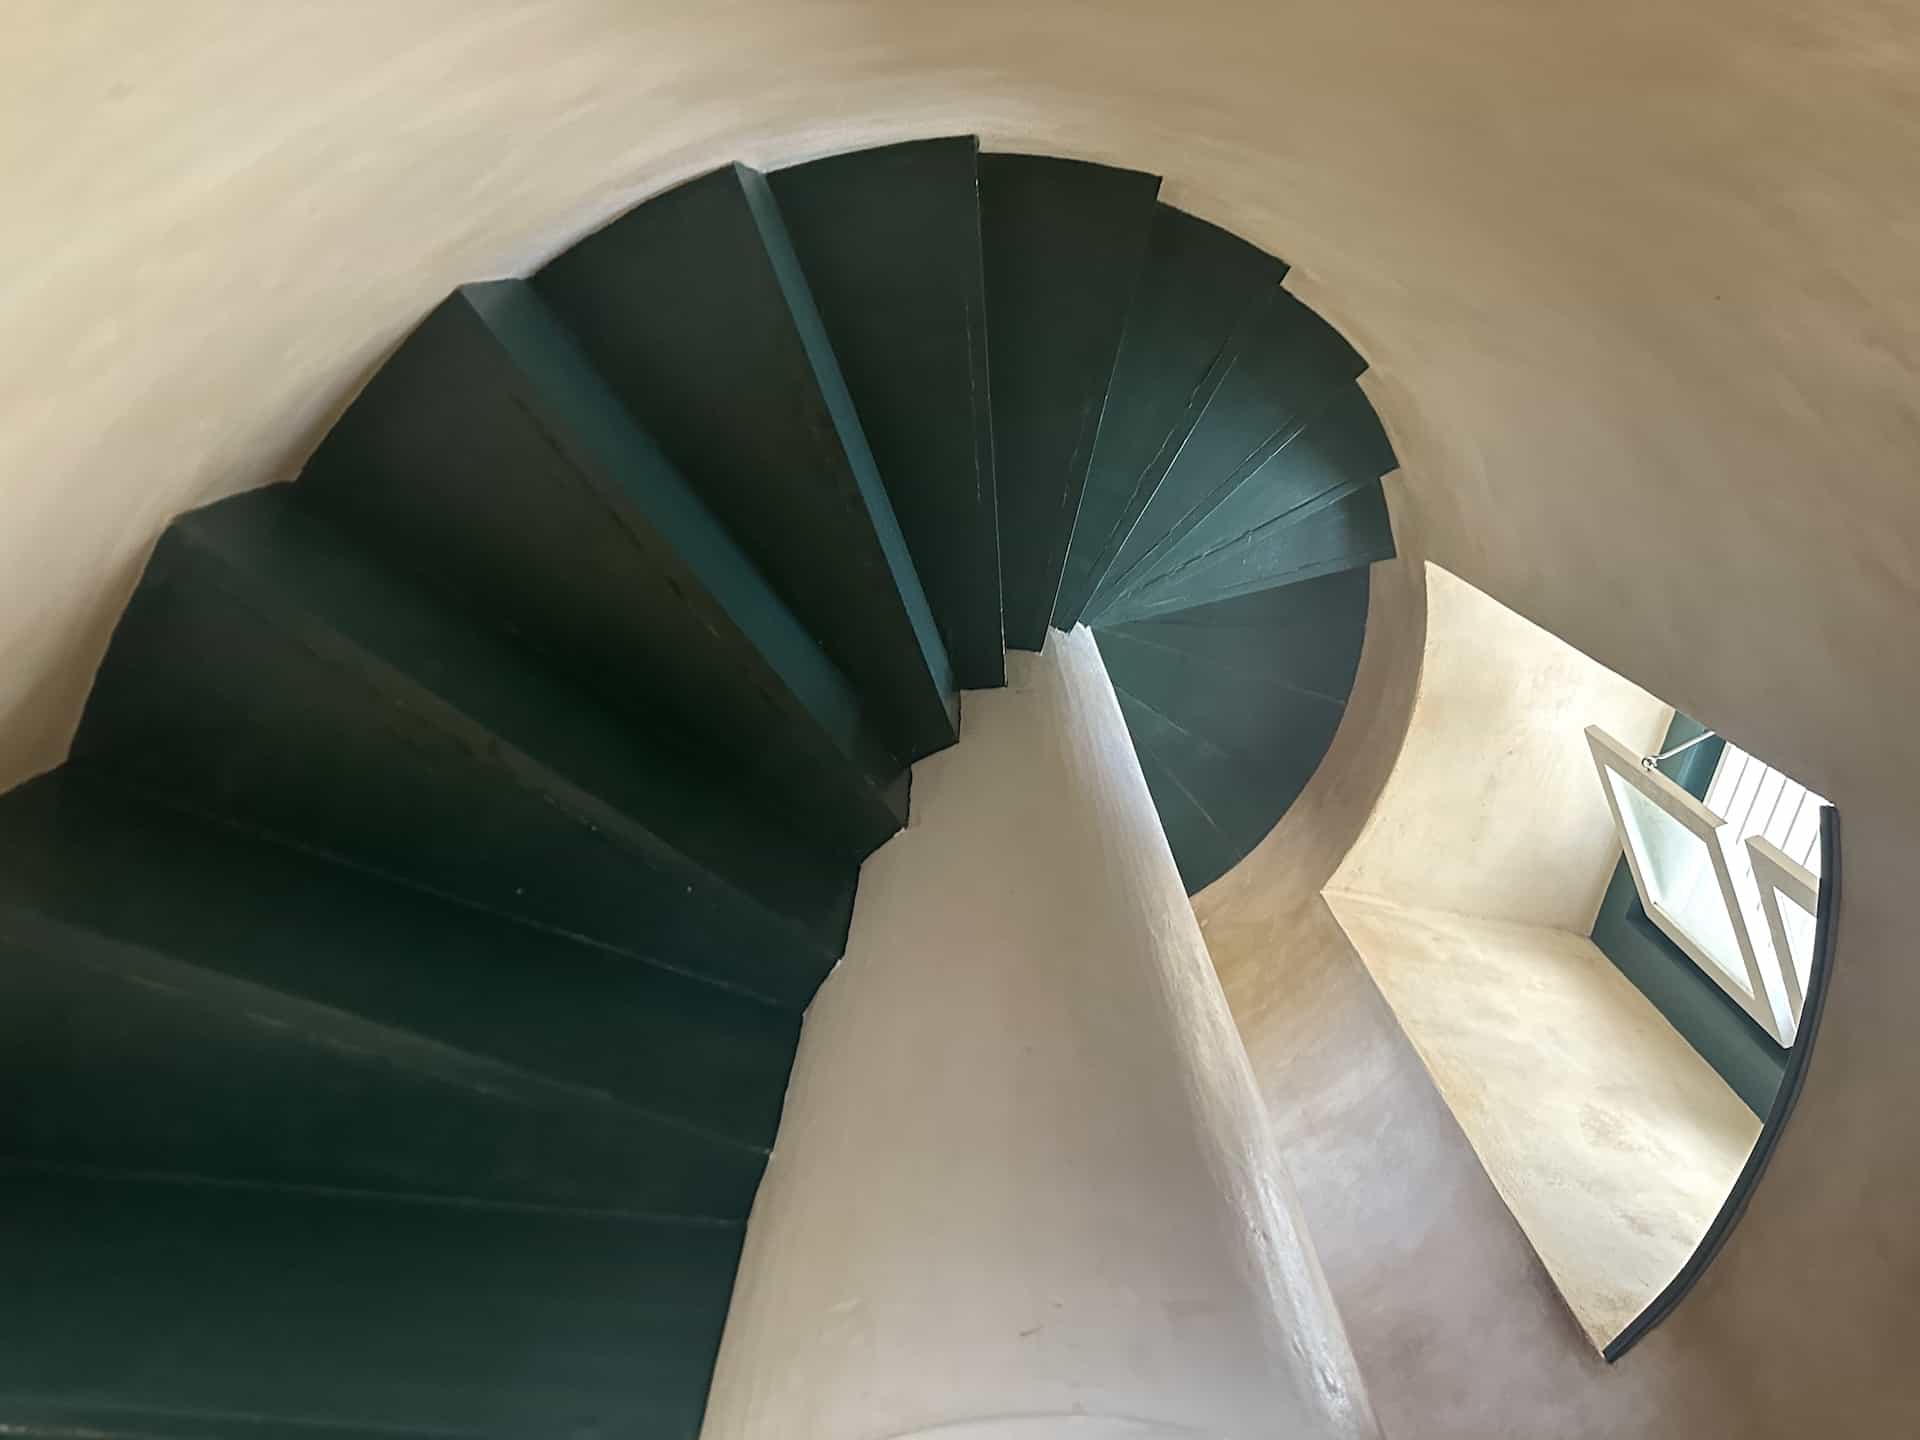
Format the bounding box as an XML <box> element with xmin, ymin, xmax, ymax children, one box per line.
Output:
<box><xmin>700</xmin><ymin>627</ymin><xmax>1377</xmax><ymax>1440</ymax></box>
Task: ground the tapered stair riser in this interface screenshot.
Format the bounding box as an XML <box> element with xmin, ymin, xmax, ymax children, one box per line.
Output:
<box><xmin>1053</xmin><ymin>206</ymin><xmax>1286</xmax><ymax>629</ymax></box>
<box><xmin>1086</xmin><ymin>288</ymin><xmax>1373</xmax><ymax>616</ymax></box>
<box><xmin>73</xmin><ymin>496</ymin><xmax>855</xmax><ymax>1005</ymax></box>
<box><xmin>773</xmin><ymin>138</ymin><xmax>1005</xmax><ymax>689</ymax></box>
<box><xmin>535</xmin><ymin>164</ymin><xmax>958</xmax><ymax>758</ymax></box>
<box><xmin>301</xmin><ymin>281</ymin><xmax>910</xmax><ymax>861</ymax></box>
<box><xmin>979</xmin><ymin>153</ymin><xmax>1162</xmax><ymax>649</ymax></box>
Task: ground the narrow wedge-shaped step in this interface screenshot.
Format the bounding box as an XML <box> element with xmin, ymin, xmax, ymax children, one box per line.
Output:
<box><xmin>1052</xmin><ymin>206</ymin><xmax>1286</xmax><ymax>629</ymax></box>
<box><xmin>1124</xmin><ymin>722</ymin><xmax>1238</xmax><ymax>896</ymax></box>
<box><xmin>979</xmin><ymin>153</ymin><xmax>1161</xmax><ymax>648</ymax></box>
<box><xmin>74</xmin><ymin>487</ymin><xmax>855</xmax><ymax>1005</ymax></box>
<box><xmin>772</xmin><ymin>136</ymin><xmax>1004</xmax><ymax>689</ymax></box>
<box><xmin>1087</xmin><ymin>285</ymin><xmax>1368</xmax><ymax>616</ymax></box>
<box><xmin>1096</xmin><ymin>567</ymin><xmax>1373</xmax><ymax>702</ymax></box>
<box><xmin>300</xmin><ymin>281</ymin><xmax>906</xmax><ymax>862</ymax></box>
<box><xmin>0</xmin><ymin>931</ymin><xmax>770</xmax><ymax>1220</ymax></box>
<box><xmin>1094</xmin><ymin>385</ymin><xmax>1395</xmax><ymax>624</ymax></box>
<box><xmin>0</xmin><ymin>1168</ymin><xmax>741</xmax><ymax>1438</ymax></box>
<box><xmin>534</xmin><ymin>164</ymin><xmax>957</xmax><ymax>758</ymax></box>
<box><xmin>1098</xmin><ymin>632</ymin><xmax>1350</xmax><ymax>772</ymax></box>
<box><xmin>1096</xmin><ymin>571</ymin><xmax>1369</xmax><ymax>892</ymax></box>
<box><xmin>0</xmin><ymin>772</ymin><xmax>801</xmax><ymax>1176</ymax></box>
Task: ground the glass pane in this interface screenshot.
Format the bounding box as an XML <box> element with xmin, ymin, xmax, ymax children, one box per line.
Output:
<box><xmin>1607</xmin><ymin>770</ymin><xmax>1751</xmax><ymax>996</ymax></box>
<box><xmin>1743</xmin><ymin>767</ymin><xmax>1786</xmax><ymax>841</ymax></box>
<box><xmin>1725</xmin><ymin>755</ymin><xmax>1767</xmax><ymax>833</ymax></box>
<box><xmin>1761</xmin><ymin>779</ymin><xmax>1806</xmax><ymax>848</ymax></box>
<box><xmin>1705</xmin><ymin>745</ymin><xmax>1749</xmax><ymax>816</ymax></box>
<box><xmin>1787</xmin><ymin>793</ymin><xmax>1823</xmax><ymax>873</ymax></box>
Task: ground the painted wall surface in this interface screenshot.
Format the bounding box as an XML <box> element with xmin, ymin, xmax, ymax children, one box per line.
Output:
<box><xmin>1200</xmin><ymin>556</ymin><xmax>1716</xmax><ymax>1435</ymax></box>
<box><xmin>1211</xmin><ymin>888</ymin><xmax>1720</xmax><ymax>1438</ymax></box>
<box><xmin>701</xmin><ymin>631</ymin><xmax>1376</xmax><ymax>1440</ymax></box>
<box><xmin>1322</xmin><ymin>893</ymin><xmax>1759</xmax><ymax>1351</ymax></box>
<box><xmin>1297</xmin><ymin>559</ymin><xmax>1746</xmax><ymax>1348</ymax></box>
<box><xmin>7</xmin><ymin>4</ymin><xmax>1920</xmax><ymax>1431</ymax></box>
<box><xmin>1330</xmin><ymin>562</ymin><xmax>1671</xmax><ymax>932</ymax></box>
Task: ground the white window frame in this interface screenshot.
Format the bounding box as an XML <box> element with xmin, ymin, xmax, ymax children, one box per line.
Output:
<box><xmin>1585</xmin><ymin>726</ymin><xmax>1798</xmax><ymax>1045</ymax></box>
<box><xmin>1746</xmin><ymin>834</ymin><xmax>1820</xmax><ymax>1030</ymax></box>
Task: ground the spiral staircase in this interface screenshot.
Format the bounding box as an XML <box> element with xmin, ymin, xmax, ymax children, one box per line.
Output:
<box><xmin>0</xmin><ymin>137</ymin><xmax>1396</xmax><ymax>1437</ymax></box>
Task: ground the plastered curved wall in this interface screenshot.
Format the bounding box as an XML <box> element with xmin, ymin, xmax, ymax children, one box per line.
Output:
<box><xmin>701</xmin><ymin>633</ymin><xmax>1376</xmax><ymax>1440</ymax></box>
<box><xmin>1326</xmin><ymin>563</ymin><xmax>1671</xmax><ymax>932</ymax></box>
<box><xmin>7</xmin><ymin>3</ymin><xmax>1920</xmax><ymax>1431</ymax></box>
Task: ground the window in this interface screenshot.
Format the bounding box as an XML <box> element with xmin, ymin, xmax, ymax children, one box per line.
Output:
<box><xmin>1586</xmin><ymin>727</ymin><xmax>1826</xmax><ymax>1047</ymax></box>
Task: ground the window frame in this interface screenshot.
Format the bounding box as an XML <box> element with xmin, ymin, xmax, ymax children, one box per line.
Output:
<box><xmin>1585</xmin><ymin>725</ymin><xmax>1797</xmax><ymax>1045</ymax></box>
<box><xmin>1746</xmin><ymin>834</ymin><xmax>1819</xmax><ymax>1029</ymax></box>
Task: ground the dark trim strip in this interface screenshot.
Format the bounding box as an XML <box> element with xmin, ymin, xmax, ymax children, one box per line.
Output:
<box><xmin>1604</xmin><ymin>804</ymin><xmax>1841</xmax><ymax>1361</ymax></box>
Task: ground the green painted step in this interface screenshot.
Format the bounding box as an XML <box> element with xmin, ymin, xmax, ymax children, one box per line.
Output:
<box><xmin>1124</xmin><ymin>720</ymin><xmax>1240</xmax><ymax>896</ymax></box>
<box><xmin>1087</xmin><ymin>285</ymin><xmax>1368</xmax><ymax>616</ymax></box>
<box><xmin>0</xmin><ymin>772</ymin><xmax>801</xmax><ymax>1174</ymax></box>
<box><xmin>1052</xmin><ymin>206</ymin><xmax>1286</xmax><ymax>629</ymax></box>
<box><xmin>1095</xmin><ymin>569</ymin><xmax>1370</xmax><ymax>893</ymax></box>
<box><xmin>1096</xmin><ymin>632</ymin><xmax>1346</xmax><ymax>766</ymax></box>
<box><xmin>979</xmin><ymin>153</ymin><xmax>1161</xmax><ymax>649</ymax></box>
<box><xmin>1096</xmin><ymin>572</ymin><xmax>1372</xmax><ymax>702</ymax></box>
<box><xmin>74</xmin><ymin>487</ymin><xmax>856</xmax><ymax>1004</ymax></box>
<box><xmin>299</xmin><ymin>280</ymin><xmax>907</xmax><ymax>861</ymax></box>
<box><xmin>0</xmin><ymin>933</ymin><xmax>768</xmax><ymax>1220</ymax></box>
<box><xmin>535</xmin><ymin>163</ymin><xmax>957</xmax><ymax>759</ymax></box>
<box><xmin>0</xmin><ymin>1168</ymin><xmax>740</xmax><ymax>1439</ymax></box>
<box><xmin>772</xmin><ymin>136</ymin><xmax>1004</xmax><ymax>689</ymax></box>
<box><xmin>1094</xmin><ymin>387</ymin><xmax>1394</xmax><ymax>625</ymax></box>
<box><xmin>1112</xmin><ymin>686</ymin><xmax>1287</xmax><ymax>843</ymax></box>
<box><xmin>0</xmin><ymin>139</ymin><xmax>1416</xmax><ymax>1438</ymax></box>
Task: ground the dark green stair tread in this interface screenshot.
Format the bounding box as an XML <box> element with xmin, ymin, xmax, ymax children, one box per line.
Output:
<box><xmin>0</xmin><ymin>1168</ymin><xmax>741</xmax><ymax>1439</ymax></box>
<box><xmin>771</xmin><ymin>137</ymin><xmax>1004</xmax><ymax>690</ymax></box>
<box><xmin>1108</xmin><ymin>382</ymin><xmax>1395</xmax><ymax>599</ymax></box>
<box><xmin>74</xmin><ymin>488</ymin><xmax>854</xmax><ymax>1006</ymax></box>
<box><xmin>1115</xmin><ymin>690</ymin><xmax>1301</xmax><ymax>896</ymax></box>
<box><xmin>1099</xmin><ymin>476</ymin><xmax>1392</xmax><ymax>624</ymax></box>
<box><xmin>1094</xmin><ymin>630</ymin><xmax>1351</xmax><ymax>770</ymax></box>
<box><xmin>1092</xmin><ymin>617</ymin><xmax>1353</xmax><ymax>712</ymax></box>
<box><xmin>0</xmin><ymin>772</ymin><xmax>801</xmax><ymax>1155</ymax></box>
<box><xmin>1093</xmin><ymin>568</ymin><xmax>1372</xmax><ymax>715</ymax></box>
<box><xmin>298</xmin><ymin>281</ymin><xmax>907</xmax><ymax>861</ymax></box>
<box><xmin>1052</xmin><ymin>206</ymin><xmax>1286</xmax><ymax>628</ymax></box>
<box><xmin>533</xmin><ymin>164</ymin><xmax>957</xmax><ymax>759</ymax></box>
<box><xmin>1087</xmin><ymin>288</ymin><xmax>1368</xmax><ymax>614</ymax></box>
<box><xmin>0</xmin><ymin>138</ymin><xmax>1412</xmax><ymax>1440</ymax></box>
<box><xmin>1121</xmin><ymin>714</ymin><xmax>1241</xmax><ymax>896</ymax></box>
<box><xmin>1110</xmin><ymin>684</ymin><xmax>1303</xmax><ymax>853</ymax></box>
<box><xmin>1096</xmin><ymin>569</ymin><xmax>1371</xmax><ymax>894</ymax></box>
<box><xmin>0</xmin><ymin>936</ymin><xmax>769</xmax><ymax>1221</ymax></box>
<box><xmin>978</xmin><ymin>153</ymin><xmax>1161</xmax><ymax>649</ymax></box>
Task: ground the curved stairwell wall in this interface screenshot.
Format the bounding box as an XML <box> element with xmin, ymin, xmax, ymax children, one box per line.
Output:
<box><xmin>1287</xmin><ymin>560</ymin><xmax>1761</xmax><ymax>1357</ymax></box>
<box><xmin>700</xmin><ymin>632</ymin><xmax>1376</xmax><ymax>1440</ymax></box>
<box><xmin>5</xmin><ymin>4</ymin><xmax>1920</xmax><ymax>1434</ymax></box>
<box><xmin>1198</xmin><ymin>553</ymin><xmax>1727</xmax><ymax>1436</ymax></box>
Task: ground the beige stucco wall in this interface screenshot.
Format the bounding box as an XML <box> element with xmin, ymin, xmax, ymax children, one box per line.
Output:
<box><xmin>1321</xmin><ymin>893</ymin><xmax>1759</xmax><ymax>1352</ymax></box>
<box><xmin>704</xmin><ymin>633</ymin><xmax>1376</xmax><ymax>1440</ymax></box>
<box><xmin>6</xmin><ymin>2</ymin><xmax>1919</xmax><ymax>1431</ymax></box>
<box><xmin>1329</xmin><ymin>562</ymin><xmax>1671</xmax><ymax>930</ymax></box>
<box><xmin>1199</xmin><ymin>555</ymin><xmax>1738</xmax><ymax>1434</ymax></box>
<box><xmin>1298</xmin><ymin>559</ymin><xmax>1745</xmax><ymax>1353</ymax></box>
